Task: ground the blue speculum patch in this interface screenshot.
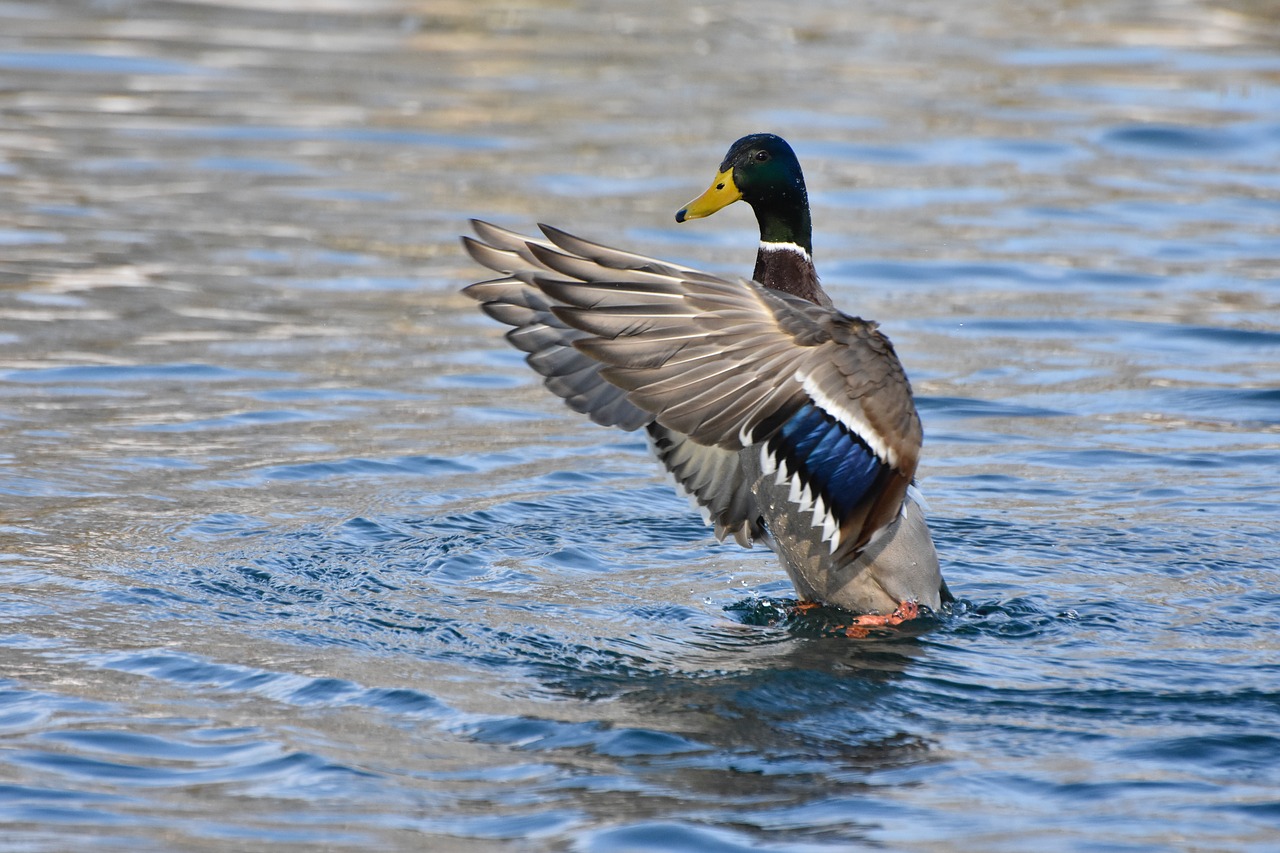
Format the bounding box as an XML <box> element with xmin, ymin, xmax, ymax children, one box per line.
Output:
<box><xmin>771</xmin><ymin>403</ymin><xmax>884</xmax><ymax>518</ymax></box>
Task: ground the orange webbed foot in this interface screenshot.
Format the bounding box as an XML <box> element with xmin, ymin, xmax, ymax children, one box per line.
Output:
<box><xmin>844</xmin><ymin>600</ymin><xmax>921</xmax><ymax>638</ymax></box>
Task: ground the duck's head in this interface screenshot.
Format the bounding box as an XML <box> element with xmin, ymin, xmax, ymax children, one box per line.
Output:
<box><xmin>676</xmin><ymin>133</ymin><xmax>812</xmax><ymax>255</ymax></box>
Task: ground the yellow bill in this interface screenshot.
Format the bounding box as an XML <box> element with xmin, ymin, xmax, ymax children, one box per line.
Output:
<box><xmin>675</xmin><ymin>168</ymin><xmax>742</xmax><ymax>222</ymax></box>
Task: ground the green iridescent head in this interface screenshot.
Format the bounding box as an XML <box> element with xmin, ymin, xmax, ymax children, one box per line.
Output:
<box><xmin>676</xmin><ymin>133</ymin><xmax>812</xmax><ymax>253</ymax></box>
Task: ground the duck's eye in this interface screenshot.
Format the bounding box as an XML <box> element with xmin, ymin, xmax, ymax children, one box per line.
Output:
<box><xmin>754</xmin><ymin>150</ymin><xmax>771</xmax><ymax>163</ymax></box>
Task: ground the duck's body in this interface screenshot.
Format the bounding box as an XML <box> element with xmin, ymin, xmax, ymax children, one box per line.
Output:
<box><xmin>463</xmin><ymin>134</ymin><xmax>950</xmax><ymax>617</ymax></box>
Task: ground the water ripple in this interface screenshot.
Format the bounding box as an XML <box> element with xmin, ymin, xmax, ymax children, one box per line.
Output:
<box><xmin>3</xmin><ymin>0</ymin><xmax>1279</xmax><ymax>848</ymax></box>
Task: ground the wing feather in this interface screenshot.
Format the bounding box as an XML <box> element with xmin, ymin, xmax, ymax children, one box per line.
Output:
<box><xmin>461</xmin><ymin>220</ymin><xmax>924</xmax><ymax>556</ymax></box>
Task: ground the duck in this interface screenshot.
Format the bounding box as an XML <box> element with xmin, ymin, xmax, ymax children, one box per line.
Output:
<box><xmin>462</xmin><ymin>133</ymin><xmax>951</xmax><ymax>623</ymax></box>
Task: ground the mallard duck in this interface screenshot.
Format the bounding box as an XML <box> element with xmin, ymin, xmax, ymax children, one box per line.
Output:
<box><xmin>462</xmin><ymin>133</ymin><xmax>951</xmax><ymax>621</ymax></box>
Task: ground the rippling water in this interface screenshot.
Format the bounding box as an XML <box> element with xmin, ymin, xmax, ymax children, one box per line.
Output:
<box><xmin>2</xmin><ymin>1</ymin><xmax>1278</xmax><ymax>850</ymax></box>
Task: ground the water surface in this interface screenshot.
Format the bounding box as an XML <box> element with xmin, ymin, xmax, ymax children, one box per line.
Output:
<box><xmin>1</xmin><ymin>1</ymin><xmax>1278</xmax><ymax>850</ymax></box>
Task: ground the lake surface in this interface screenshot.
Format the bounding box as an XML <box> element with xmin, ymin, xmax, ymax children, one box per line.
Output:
<box><xmin>2</xmin><ymin>0</ymin><xmax>1278</xmax><ymax>850</ymax></box>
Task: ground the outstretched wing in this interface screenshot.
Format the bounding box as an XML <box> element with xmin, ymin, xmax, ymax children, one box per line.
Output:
<box><xmin>463</xmin><ymin>221</ymin><xmax>758</xmax><ymax>544</ymax></box>
<box><xmin>461</xmin><ymin>220</ymin><xmax>923</xmax><ymax>558</ymax></box>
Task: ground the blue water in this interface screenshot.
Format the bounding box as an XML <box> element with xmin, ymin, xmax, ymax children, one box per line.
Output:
<box><xmin>1</xmin><ymin>1</ymin><xmax>1278</xmax><ymax>850</ymax></box>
